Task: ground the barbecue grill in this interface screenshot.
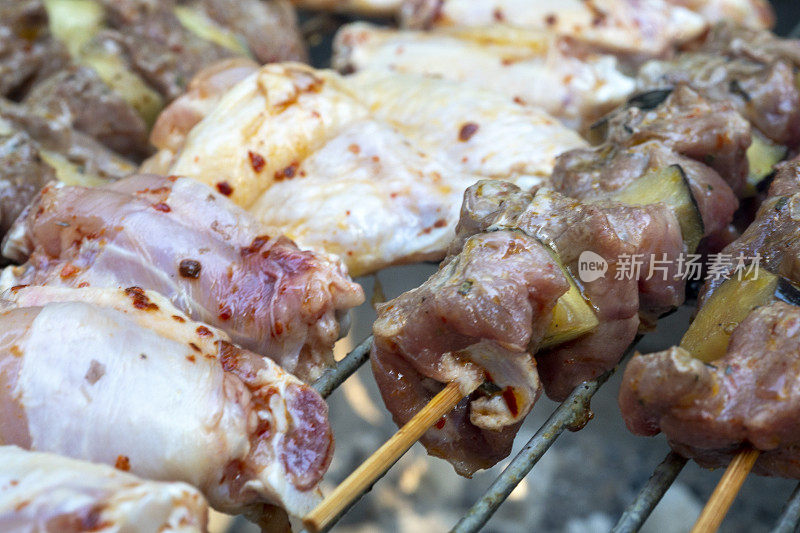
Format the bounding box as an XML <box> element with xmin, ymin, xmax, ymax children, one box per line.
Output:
<box><xmin>220</xmin><ymin>2</ymin><xmax>800</xmax><ymax>531</ymax></box>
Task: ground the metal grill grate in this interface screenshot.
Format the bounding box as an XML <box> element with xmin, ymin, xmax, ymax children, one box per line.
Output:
<box><xmin>289</xmin><ymin>5</ymin><xmax>800</xmax><ymax>532</ymax></box>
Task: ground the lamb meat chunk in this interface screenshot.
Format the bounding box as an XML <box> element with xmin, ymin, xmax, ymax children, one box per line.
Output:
<box><xmin>0</xmin><ymin>174</ymin><xmax>364</xmax><ymax>382</ymax></box>
<box><xmin>620</xmin><ymin>301</ymin><xmax>800</xmax><ymax>477</ymax></box>
<box><xmin>638</xmin><ymin>24</ymin><xmax>800</xmax><ymax>147</ymax></box>
<box><xmin>190</xmin><ymin>0</ymin><xmax>306</xmax><ymax>63</ymax></box>
<box><xmin>96</xmin><ymin>0</ymin><xmax>235</xmax><ymax>101</ymax></box>
<box><xmin>0</xmin><ymin>97</ymin><xmax>135</xmax><ymax>182</ymax></box>
<box><xmin>457</xmin><ymin>182</ymin><xmax>684</xmax><ymax>400</ymax></box>
<box><xmin>372</xmin><ymin>230</ymin><xmax>569</xmax><ymax>476</ymax></box>
<box><xmin>699</xmin><ymin>157</ymin><xmax>800</xmax><ymax>303</ymax></box>
<box><xmin>24</xmin><ymin>65</ymin><xmax>150</xmax><ymax>159</ymax></box>
<box><xmin>0</xmin><ymin>0</ymin><xmax>69</xmax><ymax>98</ymax></box>
<box><xmin>552</xmin><ymin>142</ymin><xmax>739</xmax><ymax>237</ymax></box>
<box><xmin>0</xmin><ymin>127</ymin><xmax>55</xmax><ymax>238</ymax></box>
<box><xmin>596</xmin><ymin>86</ymin><xmax>751</xmax><ymax>194</ymax></box>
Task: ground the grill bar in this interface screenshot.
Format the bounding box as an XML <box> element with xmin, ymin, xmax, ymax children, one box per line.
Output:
<box><xmin>451</xmin><ymin>339</ymin><xmax>642</xmax><ymax>533</ymax></box>
<box><xmin>772</xmin><ymin>482</ymin><xmax>800</xmax><ymax>533</ymax></box>
<box><xmin>313</xmin><ymin>335</ymin><xmax>374</xmax><ymax>398</ymax></box>
<box><xmin>612</xmin><ymin>452</ymin><xmax>688</xmax><ymax>533</ymax></box>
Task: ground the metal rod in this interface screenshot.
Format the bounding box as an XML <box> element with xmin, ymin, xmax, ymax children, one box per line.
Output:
<box><xmin>612</xmin><ymin>452</ymin><xmax>688</xmax><ymax>533</ymax></box>
<box><xmin>451</xmin><ymin>340</ymin><xmax>642</xmax><ymax>533</ymax></box>
<box><xmin>772</xmin><ymin>482</ymin><xmax>800</xmax><ymax>533</ymax></box>
<box><xmin>312</xmin><ymin>335</ymin><xmax>374</xmax><ymax>398</ymax></box>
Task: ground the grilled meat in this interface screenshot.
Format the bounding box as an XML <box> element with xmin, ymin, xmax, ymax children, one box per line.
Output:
<box><xmin>0</xmin><ymin>285</ymin><xmax>333</xmax><ymax>518</ymax></box>
<box><xmin>333</xmin><ymin>22</ymin><xmax>636</xmax><ymax>127</ymax></box>
<box><xmin>638</xmin><ymin>23</ymin><xmax>800</xmax><ymax>147</ymax></box>
<box><xmin>150</xmin><ymin>62</ymin><xmax>585</xmax><ymax>276</ymax></box>
<box><xmin>0</xmin><ymin>174</ymin><xmax>364</xmax><ymax>382</ymax></box>
<box><xmin>0</xmin><ymin>446</ymin><xmax>208</xmax><ymax>532</ymax></box>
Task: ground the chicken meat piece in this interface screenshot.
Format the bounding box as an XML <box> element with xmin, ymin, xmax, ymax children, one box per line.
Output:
<box><xmin>455</xmin><ymin>181</ymin><xmax>684</xmax><ymax>400</ymax></box>
<box><xmin>400</xmin><ymin>0</ymin><xmax>710</xmax><ymax>57</ymax></box>
<box><xmin>0</xmin><ymin>286</ymin><xmax>333</xmax><ymax>520</ymax></box>
<box><xmin>150</xmin><ymin>62</ymin><xmax>586</xmax><ymax>275</ymax></box>
<box><xmin>0</xmin><ymin>174</ymin><xmax>364</xmax><ymax>382</ymax></box>
<box><xmin>637</xmin><ymin>23</ymin><xmax>800</xmax><ymax>147</ymax></box>
<box><xmin>0</xmin><ymin>446</ymin><xmax>208</xmax><ymax>532</ymax></box>
<box><xmin>333</xmin><ymin>23</ymin><xmax>636</xmax><ymax>128</ymax></box>
<box><xmin>372</xmin><ymin>229</ymin><xmax>568</xmax><ymax>476</ymax></box>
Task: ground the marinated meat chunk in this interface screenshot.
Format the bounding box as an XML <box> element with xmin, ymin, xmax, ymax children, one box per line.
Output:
<box><xmin>700</xmin><ymin>157</ymin><xmax>800</xmax><ymax>302</ymax></box>
<box><xmin>0</xmin><ymin>0</ymin><xmax>69</xmax><ymax>98</ymax></box>
<box><xmin>620</xmin><ymin>302</ymin><xmax>800</xmax><ymax>476</ymax></box>
<box><xmin>0</xmin><ymin>128</ymin><xmax>55</xmax><ymax>238</ymax></box>
<box><xmin>638</xmin><ymin>24</ymin><xmax>800</xmax><ymax>147</ymax></box>
<box><xmin>24</xmin><ymin>65</ymin><xmax>150</xmax><ymax>159</ymax></box>
<box><xmin>456</xmin><ymin>182</ymin><xmax>684</xmax><ymax>400</ymax></box>
<box><xmin>593</xmin><ymin>86</ymin><xmax>751</xmax><ymax>194</ymax></box>
<box><xmin>0</xmin><ymin>285</ymin><xmax>333</xmax><ymax>518</ymax></box>
<box><xmin>190</xmin><ymin>0</ymin><xmax>306</xmax><ymax>63</ymax></box>
<box><xmin>0</xmin><ymin>446</ymin><xmax>209</xmax><ymax>532</ymax></box>
<box><xmin>0</xmin><ymin>97</ymin><xmax>135</xmax><ymax>183</ymax></box>
<box><xmin>0</xmin><ymin>174</ymin><xmax>364</xmax><ymax>381</ymax></box>
<box><xmin>372</xmin><ymin>230</ymin><xmax>568</xmax><ymax>476</ymax></box>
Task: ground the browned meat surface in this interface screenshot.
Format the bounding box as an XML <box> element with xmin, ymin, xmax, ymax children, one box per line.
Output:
<box><xmin>372</xmin><ymin>228</ymin><xmax>568</xmax><ymax>476</ymax></box>
<box><xmin>457</xmin><ymin>182</ymin><xmax>685</xmax><ymax>400</ymax></box>
<box><xmin>190</xmin><ymin>0</ymin><xmax>306</xmax><ymax>63</ymax></box>
<box><xmin>0</xmin><ymin>128</ymin><xmax>55</xmax><ymax>237</ymax></box>
<box><xmin>96</xmin><ymin>0</ymin><xmax>235</xmax><ymax>101</ymax></box>
<box><xmin>23</xmin><ymin>66</ymin><xmax>150</xmax><ymax>159</ymax></box>
<box><xmin>0</xmin><ymin>98</ymin><xmax>135</xmax><ymax>182</ymax></box>
<box><xmin>620</xmin><ymin>302</ymin><xmax>800</xmax><ymax>476</ymax></box>
<box><xmin>700</xmin><ymin>157</ymin><xmax>800</xmax><ymax>302</ymax></box>
<box><xmin>638</xmin><ymin>23</ymin><xmax>800</xmax><ymax>147</ymax></box>
<box><xmin>0</xmin><ymin>174</ymin><xmax>364</xmax><ymax>381</ymax></box>
<box><xmin>0</xmin><ymin>0</ymin><xmax>68</xmax><ymax>98</ymax></box>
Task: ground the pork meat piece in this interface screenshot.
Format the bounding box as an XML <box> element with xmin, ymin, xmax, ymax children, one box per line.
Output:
<box><xmin>0</xmin><ymin>285</ymin><xmax>333</xmax><ymax>519</ymax></box>
<box><xmin>24</xmin><ymin>65</ymin><xmax>150</xmax><ymax>159</ymax></box>
<box><xmin>638</xmin><ymin>23</ymin><xmax>800</xmax><ymax>147</ymax></box>
<box><xmin>457</xmin><ymin>181</ymin><xmax>684</xmax><ymax>400</ymax></box>
<box><xmin>0</xmin><ymin>446</ymin><xmax>208</xmax><ymax>532</ymax></box>
<box><xmin>0</xmin><ymin>174</ymin><xmax>364</xmax><ymax>381</ymax></box>
<box><xmin>372</xmin><ymin>230</ymin><xmax>569</xmax><ymax>476</ymax></box>
<box><xmin>0</xmin><ymin>0</ymin><xmax>69</xmax><ymax>98</ymax></box>
<box><xmin>620</xmin><ymin>302</ymin><xmax>800</xmax><ymax>477</ymax></box>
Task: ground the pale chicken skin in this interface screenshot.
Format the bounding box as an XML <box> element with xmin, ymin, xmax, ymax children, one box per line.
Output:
<box><xmin>0</xmin><ymin>446</ymin><xmax>208</xmax><ymax>533</ymax></box>
<box><xmin>149</xmin><ymin>62</ymin><xmax>586</xmax><ymax>276</ymax></box>
<box><xmin>0</xmin><ymin>286</ymin><xmax>334</xmax><ymax>520</ymax></box>
<box><xmin>0</xmin><ymin>174</ymin><xmax>364</xmax><ymax>381</ymax></box>
<box><xmin>401</xmin><ymin>0</ymin><xmax>709</xmax><ymax>56</ymax></box>
<box><xmin>334</xmin><ymin>23</ymin><xmax>636</xmax><ymax>128</ymax></box>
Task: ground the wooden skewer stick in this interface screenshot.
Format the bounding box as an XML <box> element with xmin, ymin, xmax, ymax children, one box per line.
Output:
<box><xmin>303</xmin><ymin>380</ymin><xmax>467</xmax><ymax>533</ymax></box>
<box><xmin>691</xmin><ymin>449</ymin><xmax>760</xmax><ymax>533</ymax></box>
